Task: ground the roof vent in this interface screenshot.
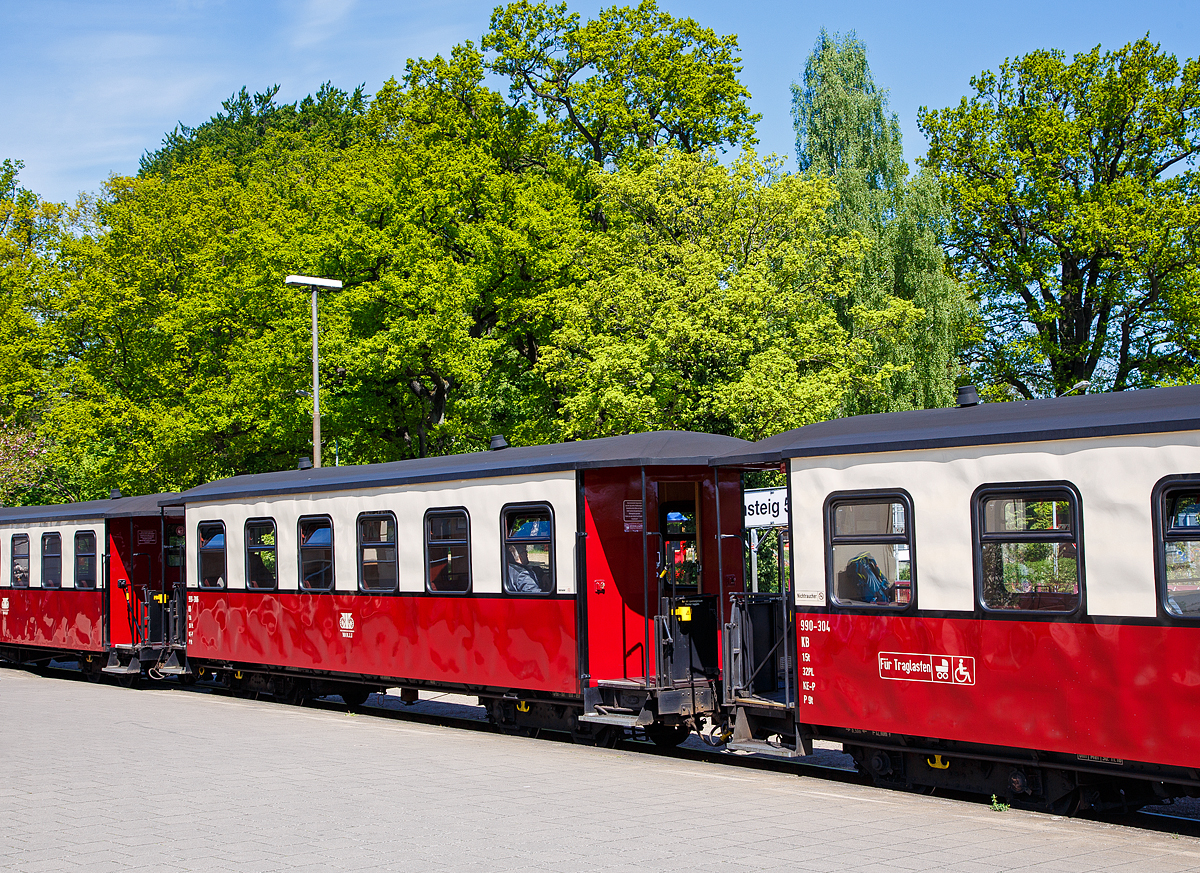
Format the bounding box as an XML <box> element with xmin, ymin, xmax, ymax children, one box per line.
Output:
<box><xmin>109</xmin><ymin>488</ymin><xmax>122</xmax><ymax>500</ymax></box>
<box><xmin>956</xmin><ymin>385</ymin><xmax>980</xmax><ymax>408</ymax></box>
<box><xmin>489</xmin><ymin>434</ymin><xmax>509</xmax><ymax>451</ymax></box>
<box><xmin>297</xmin><ymin>456</ymin><xmax>313</xmax><ymax>470</ymax></box>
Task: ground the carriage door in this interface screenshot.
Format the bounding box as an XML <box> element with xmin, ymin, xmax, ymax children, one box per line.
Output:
<box><xmin>130</xmin><ymin>518</ymin><xmax>163</xmax><ymax>644</ymax></box>
<box><xmin>654</xmin><ymin>481</ymin><xmax>720</xmax><ymax>685</ymax></box>
<box><xmin>106</xmin><ymin>520</ymin><xmax>135</xmax><ymax>647</ymax></box>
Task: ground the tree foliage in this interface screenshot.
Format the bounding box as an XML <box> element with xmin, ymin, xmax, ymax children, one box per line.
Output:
<box><xmin>919</xmin><ymin>37</ymin><xmax>1200</xmax><ymax>397</ymax></box>
<box><xmin>1</xmin><ymin>3</ymin><xmax>1019</xmax><ymax>503</ymax></box>
<box><xmin>793</xmin><ymin>31</ymin><xmax>971</xmax><ymax>412</ymax></box>
<box><xmin>23</xmin><ymin>43</ymin><xmax>585</xmax><ymax>497</ymax></box>
<box><xmin>0</xmin><ymin>160</ymin><xmax>61</xmax><ymax>423</ymax></box>
<box><xmin>140</xmin><ymin>83</ymin><xmax>367</xmax><ymax>179</ymax></box>
<box><xmin>484</xmin><ymin>0</ymin><xmax>759</xmax><ymax>166</ymax></box>
<box><xmin>0</xmin><ymin>421</ymin><xmax>48</xmax><ymax>506</ymax></box>
<box><xmin>793</xmin><ymin>30</ymin><xmax>903</xmax><ymax>190</ymax></box>
<box><xmin>544</xmin><ymin>150</ymin><xmax>920</xmax><ymax>440</ymax></box>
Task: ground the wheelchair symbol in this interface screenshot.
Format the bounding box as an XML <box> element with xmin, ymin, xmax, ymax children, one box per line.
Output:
<box><xmin>953</xmin><ymin>657</ymin><xmax>974</xmax><ymax>685</ymax></box>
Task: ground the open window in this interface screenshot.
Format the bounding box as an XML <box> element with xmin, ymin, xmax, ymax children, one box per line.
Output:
<box><xmin>1155</xmin><ymin>477</ymin><xmax>1200</xmax><ymax>618</ymax></box>
<box><xmin>358</xmin><ymin>512</ymin><xmax>398</xmax><ymax>592</ymax></box>
<box><xmin>974</xmin><ymin>484</ymin><xmax>1082</xmax><ymax>614</ymax></box>
<box><xmin>502</xmin><ymin>505</ymin><xmax>554</xmax><ymax>594</ymax></box>
<box><xmin>197</xmin><ymin>522</ymin><xmax>227</xmax><ymax>589</ymax></box>
<box><xmin>11</xmin><ymin>534</ymin><xmax>29</xmax><ymax>588</ymax></box>
<box><xmin>74</xmin><ymin>531</ymin><xmax>98</xmax><ymax>589</ymax></box>
<box><xmin>426</xmin><ymin>509</ymin><xmax>470</xmax><ymax>593</ymax></box>
<box><xmin>245</xmin><ymin>519</ymin><xmax>278</xmax><ymax>590</ymax></box>
<box><xmin>825</xmin><ymin>492</ymin><xmax>913</xmax><ymax>609</ymax></box>
<box><xmin>298</xmin><ymin>516</ymin><xmax>334</xmax><ymax>591</ymax></box>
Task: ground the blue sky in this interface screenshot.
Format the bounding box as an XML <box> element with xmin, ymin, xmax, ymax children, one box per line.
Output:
<box><xmin>2</xmin><ymin>0</ymin><xmax>1197</xmax><ymax>204</ymax></box>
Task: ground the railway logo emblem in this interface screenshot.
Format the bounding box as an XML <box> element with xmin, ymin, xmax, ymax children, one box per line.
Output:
<box><xmin>339</xmin><ymin>612</ymin><xmax>355</xmax><ymax>639</ymax></box>
<box><xmin>879</xmin><ymin>652</ymin><xmax>975</xmax><ymax>686</ymax></box>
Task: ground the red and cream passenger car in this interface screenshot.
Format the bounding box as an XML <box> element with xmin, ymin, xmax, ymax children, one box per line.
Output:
<box><xmin>0</xmin><ymin>494</ymin><xmax>183</xmax><ymax>676</ymax></box>
<box><xmin>164</xmin><ymin>431</ymin><xmax>747</xmax><ymax>741</ymax></box>
<box><xmin>722</xmin><ymin>384</ymin><xmax>1200</xmax><ymax>811</ymax></box>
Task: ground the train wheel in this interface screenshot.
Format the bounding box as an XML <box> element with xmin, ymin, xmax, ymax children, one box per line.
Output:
<box><xmin>571</xmin><ymin>723</ymin><xmax>622</xmax><ymax>748</ymax></box>
<box><xmin>596</xmin><ymin>726</ymin><xmax>623</xmax><ymax>748</ymax></box>
<box><xmin>646</xmin><ymin>724</ymin><xmax>690</xmax><ymax>748</ymax></box>
<box><xmin>271</xmin><ymin>677</ymin><xmax>302</xmax><ymax>705</ymax></box>
<box><xmin>339</xmin><ymin>687</ymin><xmax>371</xmax><ymax>709</ymax></box>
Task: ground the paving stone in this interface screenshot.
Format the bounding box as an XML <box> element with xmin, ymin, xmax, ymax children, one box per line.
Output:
<box><xmin>2</xmin><ymin>665</ymin><xmax>1199</xmax><ymax>872</ymax></box>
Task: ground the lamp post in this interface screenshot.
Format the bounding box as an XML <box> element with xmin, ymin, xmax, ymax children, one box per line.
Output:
<box><xmin>284</xmin><ymin>275</ymin><xmax>343</xmax><ymax>468</ymax></box>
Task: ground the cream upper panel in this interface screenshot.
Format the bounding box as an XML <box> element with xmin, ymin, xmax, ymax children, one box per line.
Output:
<box><xmin>0</xmin><ymin>520</ymin><xmax>106</xmax><ymax>589</ymax></box>
<box><xmin>184</xmin><ymin>470</ymin><xmax>578</xmax><ymax>594</ymax></box>
<box><xmin>788</xmin><ymin>431</ymin><xmax>1200</xmax><ymax>617</ymax></box>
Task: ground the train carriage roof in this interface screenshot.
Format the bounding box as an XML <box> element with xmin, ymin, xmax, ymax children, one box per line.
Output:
<box><xmin>718</xmin><ymin>384</ymin><xmax>1200</xmax><ymax>465</ymax></box>
<box><xmin>0</xmin><ymin>493</ymin><xmax>181</xmax><ymax>526</ymax></box>
<box><xmin>162</xmin><ymin>431</ymin><xmax>750</xmax><ymax>506</ymax></box>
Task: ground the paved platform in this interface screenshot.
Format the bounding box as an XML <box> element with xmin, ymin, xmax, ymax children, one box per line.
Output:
<box><xmin>2</xmin><ymin>666</ymin><xmax>1200</xmax><ymax>872</ymax></box>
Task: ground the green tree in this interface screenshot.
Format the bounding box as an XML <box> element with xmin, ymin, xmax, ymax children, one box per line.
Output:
<box><xmin>793</xmin><ymin>29</ymin><xmax>903</xmax><ymax>189</ymax></box>
<box><xmin>919</xmin><ymin>37</ymin><xmax>1200</xmax><ymax>397</ymax></box>
<box><xmin>319</xmin><ymin>47</ymin><xmax>584</xmax><ymax>456</ymax></box>
<box><xmin>140</xmin><ymin>83</ymin><xmax>367</xmax><ymax>179</ymax></box>
<box><xmin>543</xmin><ymin>149</ymin><xmax>920</xmax><ymax>440</ymax></box>
<box><xmin>793</xmin><ymin>31</ymin><xmax>971</xmax><ymax>412</ymax></box>
<box><xmin>34</xmin><ymin>50</ymin><xmax>584</xmax><ymax>497</ymax></box>
<box><xmin>42</xmin><ymin>160</ymin><xmax>302</xmax><ymax>496</ymax></box>
<box><xmin>0</xmin><ymin>159</ymin><xmax>60</xmax><ymax>423</ymax></box>
<box><xmin>0</xmin><ymin>421</ymin><xmax>48</xmax><ymax>505</ymax></box>
<box><xmin>484</xmin><ymin>0</ymin><xmax>759</xmax><ymax>166</ymax></box>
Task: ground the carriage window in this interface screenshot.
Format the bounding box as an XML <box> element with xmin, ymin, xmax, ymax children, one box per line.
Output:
<box><xmin>198</xmin><ymin>522</ymin><xmax>227</xmax><ymax>589</ymax></box>
<box><xmin>426</xmin><ymin>510</ymin><xmax>470</xmax><ymax>593</ymax></box>
<box><xmin>41</xmin><ymin>533</ymin><xmax>62</xmax><ymax>589</ymax></box>
<box><xmin>299</xmin><ymin>516</ymin><xmax>334</xmax><ymax>591</ymax></box>
<box><xmin>503</xmin><ymin>505</ymin><xmax>553</xmax><ymax>594</ymax></box>
<box><xmin>826</xmin><ymin>494</ymin><xmax>913</xmax><ymax>608</ymax></box>
<box><xmin>1159</xmin><ymin>485</ymin><xmax>1200</xmax><ymax>617</ymax></box>
<box><xmin>976</xmin><ymin>488</ymin><xmax>1081</xmax><ymax>613</ymax></box>
<box><xmin>245</xmin><ymin>519</ymin><xmax>278</xmax><ymax>590</ymax></box>
<box><xmin>358</xmin><ymin>513</ymin><xmax>398</xmax><ymax>592</ymax></box>
<box><xmin>75</xmin><ymin>531</ymin><xmax>98</xmax><ymax>589</ymax></box>
<box><xmin>11</xmin><ymin>535</ymin><xmax>29</xmax><ymax>588</ymax></box>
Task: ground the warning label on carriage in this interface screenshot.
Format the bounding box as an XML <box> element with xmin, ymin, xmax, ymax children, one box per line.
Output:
<box><xmin>879</xmin><ymin>652</ymin><xmax>974</xmax><ymax>685</ymax></box>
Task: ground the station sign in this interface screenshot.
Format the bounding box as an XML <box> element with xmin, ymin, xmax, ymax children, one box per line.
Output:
<box><xmin>744</xmin><ymin>487</ymin><xmax>789</xmax><ymax>529</ymax></box>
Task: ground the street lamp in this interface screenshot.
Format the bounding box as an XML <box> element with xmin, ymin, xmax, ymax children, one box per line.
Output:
<box><xmin>284</xmin><ymin>274</ymin><xmax>343</xmax><ymax>468</ymax></box>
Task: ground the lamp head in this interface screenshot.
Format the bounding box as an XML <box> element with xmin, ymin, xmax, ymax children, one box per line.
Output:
<box><xmin>285</xmin><ymin>275</ymin><xmax>343</xmax><ymax>290</ymax></box>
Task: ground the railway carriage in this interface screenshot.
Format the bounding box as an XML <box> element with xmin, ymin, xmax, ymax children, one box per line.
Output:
<box><xmin>163</xmin><ymin>431</ymin><xmax>747</xmax><ymax>740</ymax></box>
<box><xmin>720</xmin><ymin>384</ymin><xmax>1200</xmax><ymax>812</ymax></box>
<box><xmin>0</xmin><ymin>494</ymin><xmax>184</xmax><ymax>676</ymax></box>
<box><xmin>6</xmin><ymin>386</ymin><xmax>1200</xmax><ymax>814</ymax></box>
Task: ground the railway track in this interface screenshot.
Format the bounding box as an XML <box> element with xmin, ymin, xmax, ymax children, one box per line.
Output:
<box><xmin>24</xmin><ymin>660</ymin><xmax>1200</xmax><ymax>836</ymax></box>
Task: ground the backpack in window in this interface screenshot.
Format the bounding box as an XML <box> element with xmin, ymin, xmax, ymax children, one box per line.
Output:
<box><xmin>849</xmin><ymin>552</ymin><xmax>891</xmax><ymax>604</ymax></box>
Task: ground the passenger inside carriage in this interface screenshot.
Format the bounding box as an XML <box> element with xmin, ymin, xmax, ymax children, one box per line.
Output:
<box><xmin>505</xmin><ymin>546</ymin><xmax>541</xmax><ymax>593</ymax></box>
<box><xmin>502</xmin><ymin>508</ymin><xmax>553</xmax><ymax>594</ymax></box>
